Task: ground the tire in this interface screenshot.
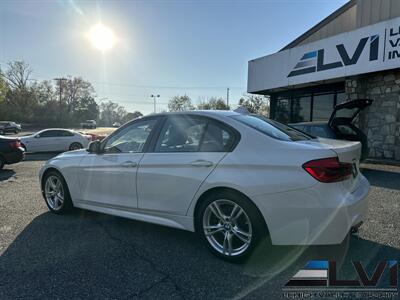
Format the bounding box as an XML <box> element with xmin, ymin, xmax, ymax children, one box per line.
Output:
<box><xmin>0</xmin><ymin>156</ymin><xmax>5</xmax><ymax>169</ymax></box>
<box><xmin>41</xmin><ymin>170</ymin><xmax>73</xmax><ymax>214</ymax></box>
<box><xmin>195</xmin><ymin>190</ymin><xmax>269</xmax><ymax>262</ymax></box>
<box><xmin>69</xmin><ymin>142</ymin><xmax>83</xmax><ymax>151</ymax></box>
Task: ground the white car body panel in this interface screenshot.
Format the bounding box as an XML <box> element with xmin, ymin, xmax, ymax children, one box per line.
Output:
<box><xmin>137</xmin><ymin>152</ymin><xmax>226</xmax><ymax>215</ymax></box>
<box><xmin>21</xmin><ymin>129</ymin><xmax>89</xmax><ymax>152</ymax></box>
<box><xmin>39</xmin><ymin>111</ymin><xmax>370</xmax><ymax>245</ymax></box>
<box><xmin>76</xmin><ymin>152</ymin><xmax>143</xmax><ymax>208</ymax></box>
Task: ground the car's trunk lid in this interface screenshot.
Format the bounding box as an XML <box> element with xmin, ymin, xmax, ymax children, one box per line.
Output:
<box><xmin>328</xmin><ymin>98</ymin><xmax>373</xmax><ymax>127</ymax></box>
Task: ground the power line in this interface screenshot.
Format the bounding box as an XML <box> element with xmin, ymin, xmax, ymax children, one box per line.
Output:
<box><xmin>91</xmin><ymin>81</ymin><xmax>245</xmax><ymax>90</ymax></box>
<box><xmin>20</xmin><ymin>76</ymin><xmax>246</xmax><ymax>91</ymax></box>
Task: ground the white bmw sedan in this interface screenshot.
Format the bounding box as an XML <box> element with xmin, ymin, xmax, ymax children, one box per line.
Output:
<box><xmin>39</xmin><ymin>111</ymin><xmax>369</xmax><ymax>261</ymax></box>
<box><xmin>21</xmin><ymin>129</ymin><xmax>91</xmax><ymax>153</ymax></box>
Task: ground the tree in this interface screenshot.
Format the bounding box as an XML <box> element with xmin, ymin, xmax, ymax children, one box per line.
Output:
<box><xmin>121</xmin><ymin>111</ymin><xmax>143</xmax><ymax>124</ymax></box>
<box><xmin>58</xmin><ymin>77</ymin><xmax>95</xmax><ymax>115</ymax></box>
<box><xmin>238</xmin><ymin>95</ymin><xmax>270</xmax><ymax>115</ymax></box>
<box><xmin>2</xmin><ymin>61</ymin><xmax>32</xmax><ymax>91</ymax></box>
<box><xmin>74</xmin><ymin>96</ymin><xmax>99</xmax><ymax>122</ymax></box>
<box><xmin>197</xmin><ymin>97</ymin><xmax>229</xmax><ymax>110</ymax></box>
<box><xmin>1</xmin><ymin>61</ymin><xmax>37</xmax><ymax>121</ymax></box>
<box><xmin>0</xmin><ymin>73</ymin><xmax>10</xmax><ymax>120</ymax></box>
<box><xmin>168</xmin><ymin>95</ymin><xmax>194</xmax><ymax>112</ymax></box>
<box><xmin>99</xmin><ymin>101</ymin><xmax>127</xmax><ymax>126</ymax></box>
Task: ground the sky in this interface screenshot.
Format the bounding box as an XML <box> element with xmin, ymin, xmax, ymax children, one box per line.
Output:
<box><xmin>0</xmin><ymin>0</ymin><xmax>348</xmax><ymax>115</ymax></box>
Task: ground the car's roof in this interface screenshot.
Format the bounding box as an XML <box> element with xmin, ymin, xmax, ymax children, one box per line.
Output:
<box><xmin>38</xmin><ymin>128</ymin><xmax>75</xmax><ymax>132</ymax></box>
<box><xmin>290</xmin><ymin>121</ymin><xmax>328</xmax><ymax>126</ymax></box>
<box><xmin>148</xmin><ymin>110</ymin><xmax>242</xmax><ymax>118</ymax></box>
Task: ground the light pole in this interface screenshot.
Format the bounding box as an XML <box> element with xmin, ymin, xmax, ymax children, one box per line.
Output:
<box><xmin>150</xmin><ymin>94</ymin><xmax>160</xmax><ymax>113</ymax></box>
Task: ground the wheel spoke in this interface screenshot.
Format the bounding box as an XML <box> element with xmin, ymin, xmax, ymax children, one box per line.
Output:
<box><xmin>209</xmin><ymin>202</ymin><xmax>225</xmax><ymax>221</ymax></box>
<box><xmin>55</xmin><ymin>180</ymin><xmax>61</xmax><ymax>191</ymax></box>
<box><xmin>232</xmin><ymin>229</ymin><xmax>251</xmax><ymax>244</ymax></box>
<box><xmin>232</xmin><ymin>227</ymin><xmax>251</xmax><ymax>244</ymax></box>
<box><xmin>53</xmin><ymin>196</ymin><xmax>59</xmax><ymax>207</ymax></box>
<box><xmin>204</xmin><ymin>225</ymin><xmax>224</xmax><ymax>236</ymax></box>
<box><xmin>230</xmin><ymin>204</ymin><xmax>243</xmax><ymax>221</ymax></box>
<box><xmin>223</xmin><ymin>232</ymin><xmax>233</xmax><ymax>255</ymax></box>
<box><xmin>50</xmin><ymin>177</ymin><xmax>57</xmax><ymax>190</ymax></box>
<box><xmin>205</xmin><ymin>228</ymin><xmax>224</xmax><ymax>236</ymax></box>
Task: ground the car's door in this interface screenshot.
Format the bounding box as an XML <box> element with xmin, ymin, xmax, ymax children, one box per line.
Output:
<box><xmin>137</xmin><ymin>115</ymin><xmax>238</xmax><ymax>215</ymax></box>
<box><xmin>27</xmin><ymin>130</ymin><xmax>59</xmax><ymax>151</ymax></box>
<box><xmin>77</xmin><ymin>117</ymin><xmax>159</xmax><ymax>209</ymax></box>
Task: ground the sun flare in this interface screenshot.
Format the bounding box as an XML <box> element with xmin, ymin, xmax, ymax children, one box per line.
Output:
<box><xmin>88</xmin><ymin>24</ymin><xmax>116</xmax><ymax>51</ymax></box>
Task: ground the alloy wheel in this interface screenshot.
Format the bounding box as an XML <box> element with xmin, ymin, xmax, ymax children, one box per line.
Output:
<box><xmin>44</xmin><ymin>175</ymin><xmax>64</xmax><ymax>210</ymax></box>
<box><xmin>203</xmin><ymin>199</ymin><xmax>252</xmax><ymax>257</ymax></box>
<box><xmin>70</xmin><ymin>143</ymin><xmax>82</xmax><ymax>150</ymax></box>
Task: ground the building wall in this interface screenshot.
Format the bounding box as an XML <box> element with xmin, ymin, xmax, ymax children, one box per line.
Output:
<box><xmin>346</xmin><ymin>70</ymin><xmax>400</xmax><ymax>160</ymax></box>
<box><xmin>297</xmin><ymin>4</ymin><xmax>357</xmax><ymax>46</ymax></box>
<box><xmin>293</xmin><ymin>0</ymin><xmax>400</xmax><ymax>49</ymax></box>
<box><xmin>357</xmin><ymin>0</ymin><xmax>400</xmax><ymax>27</ymax></box>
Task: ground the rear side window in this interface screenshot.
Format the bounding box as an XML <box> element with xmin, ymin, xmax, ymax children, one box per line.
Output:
<box><xmin>231</xmin><ymin>114</ymin><xmax>311</xmax><ymax>141</ymax></box>
<box><xmin>154</xmin><ymin>116</ymin><xmax>236</xmax><ymax>152</ymax></box>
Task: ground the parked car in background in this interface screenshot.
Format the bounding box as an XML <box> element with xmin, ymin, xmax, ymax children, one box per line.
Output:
<box><xmin>289</xmin><ymin>99</ymin><xmax>373</xmax><ymax>160</ymax></box>
<box><xmin>0</xmin><ymin>136</ymin><xmax>24</xmax><ymax>169</ymax></box>
<box><xmin>79</xmin><ymin>132</ymin><xmax>107</xmax><ymax>142</ymax></box>
<box><xmin>39</xmin><ymin>111</ymin><xmax>369</xmax><ymax>262</ymax></box>
<box><xmin>0</xmin><ymin>121</ymin><xmax>22</xmax><ymax>134</ymax></box>
<box><xmin>20</xmin><ymin>129</ymin><xmax>91</xmax><ymax>153</ymax></box>
<box><xmin>80</xmin><ymin>120</ymin><xmax>97</xmax><ymax>129</ymax></box>
<box><xmin>112</xmin><ymin>122</ymin><xmax>121</xmax><ymax>128</ymax></box>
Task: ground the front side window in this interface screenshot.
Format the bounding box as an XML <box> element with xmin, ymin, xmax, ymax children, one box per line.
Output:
<box><xmin>103</xmin><ymin>119</ymin><xmax>157</xmax><ymax>153</ymax></box>
<box><xmin>39</xmin><ymin>130</ymin><xmax>59</xmax><ymax>138</ymax></box>
<box><xmin>231</xmin><ymin>114</ymin><xmax>311</xmax><ymax>141</ymax></box>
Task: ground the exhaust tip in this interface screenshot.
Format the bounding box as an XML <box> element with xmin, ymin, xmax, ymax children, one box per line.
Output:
<box><xmin>350</xmin><ymin>221</ymin><xmax>363</xmax><ymax>234</ymax></box>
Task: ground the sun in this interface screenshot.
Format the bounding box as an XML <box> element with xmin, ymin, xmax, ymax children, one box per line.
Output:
<box><xmin>88</xmin><ymin>24</ymin><xmax>116</xmax><ymax>51</ymax></box>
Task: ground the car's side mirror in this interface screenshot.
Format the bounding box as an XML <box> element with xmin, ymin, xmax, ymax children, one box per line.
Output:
<box><xmin>35</xmin><ymin>134</ymin><xmax>40</xmax><ymax>138</ymax></box>
<box><xmin>88</xmin><ymin>140</ymin><xmax>101</xmax><ymax>154</ymax></box>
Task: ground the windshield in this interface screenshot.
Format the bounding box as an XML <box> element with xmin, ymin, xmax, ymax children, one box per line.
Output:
<box><xmin>231</xmin><ymin>114</ymin><xmax>312</xmax><ymax>141</ymax></box>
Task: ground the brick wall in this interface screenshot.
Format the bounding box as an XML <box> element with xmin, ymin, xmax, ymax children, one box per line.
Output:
<box><xmin>345</xmin><ymin>69</ymin><xmax>400</xmax><ymax>160</ymax></box>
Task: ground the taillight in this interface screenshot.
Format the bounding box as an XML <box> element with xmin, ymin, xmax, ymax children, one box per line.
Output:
<box><xmin>9</xmin><ymin>140</ymin><xmax>21</xmax><ymax>150</ymax></box>
<box><xmin>302</xmin><ymin>157</ymin><xmax>352</xmax><ymax>183</ymax></box>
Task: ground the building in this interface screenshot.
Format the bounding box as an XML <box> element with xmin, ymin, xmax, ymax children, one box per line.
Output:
<box><xmin>248</xmin><ymin>0</ymin><xmax>400</xmax><ymax>161</ymax></box>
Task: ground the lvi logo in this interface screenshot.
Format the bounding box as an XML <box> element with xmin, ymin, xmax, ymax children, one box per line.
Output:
<box><xmin>284</xmin><ymin>260</ymin><xmax>398</xmax><ymax>289</ymax></box>
<box><xmin>287</xmin><ymin>35</ymin><xmax>379</xmax><ymax>78</ymax></box>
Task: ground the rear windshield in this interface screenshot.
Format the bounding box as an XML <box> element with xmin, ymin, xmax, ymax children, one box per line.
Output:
<box><xmin>231</xmin><ymin>114</ymin><xmax>312</xmax><ymax>141</ymax></box>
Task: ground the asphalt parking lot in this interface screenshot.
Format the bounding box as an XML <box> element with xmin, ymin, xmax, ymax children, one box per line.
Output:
<box><xmin>0</xmin><ymin>154</ymin><xmax>399</xmax><ymax>299</ymax></box>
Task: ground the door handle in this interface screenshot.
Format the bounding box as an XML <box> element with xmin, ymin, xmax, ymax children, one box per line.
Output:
<box><xmin>120</xmin><ymin>161</ymin><xmax>137</xmax><ymax>168</ymax></box>
<box><xmin>190</xmin><ymin>160</ymin><xmax>213</xmax><ymax>167</ymax></box>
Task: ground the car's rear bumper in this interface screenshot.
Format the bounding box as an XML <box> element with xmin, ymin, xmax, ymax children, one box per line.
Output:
<box><xmin>252</xmin><ymin>174</ymin><xmax>370</xmax><ymax>245</ymax></box>
<box><xmin>2</xmin><ymin>148</ymin><xmax>25</xmax><ymax>164</ymax></box>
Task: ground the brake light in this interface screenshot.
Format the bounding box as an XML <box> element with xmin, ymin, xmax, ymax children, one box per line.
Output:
<box><xmin>302</xmin><ymin>157</ymin><xmax>352</xmax><ymax>183</ymax></box>
<box><xmin>9</xmin><ymin>140</ymin><xmax>21</xmax><ymax>150</ymax></box>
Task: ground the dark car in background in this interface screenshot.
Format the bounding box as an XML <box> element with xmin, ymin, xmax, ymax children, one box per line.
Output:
<box><xmin>0</xmin><ymin>136</ymin><xmax>24</xmax><ymax>169</ymax></box>
<box><xmin>0</xmin><ymin>121</ymin><xmax>22</xmax><ymax>135</ymax></box>
<box><xmin>80</xmin><ymin>120</ymin><xmax>97</xmax><ymax>129</ymax></box>
<box><xmin>289</xmin><ymin>99</ymin><xmax>373</xmax><ymax>160</ymax></box>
